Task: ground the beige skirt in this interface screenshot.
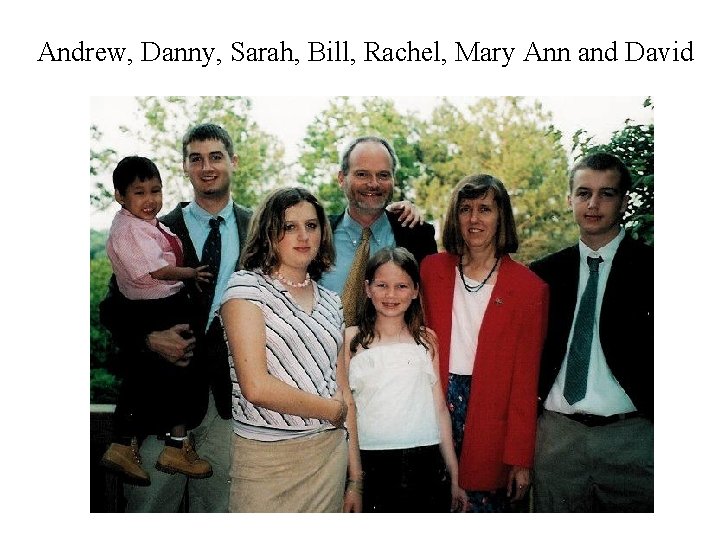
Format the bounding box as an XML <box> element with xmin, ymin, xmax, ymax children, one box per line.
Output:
<box><xmin>229</xmin><ymin>429</ymin><xmax>348</xmax><ymax>513</ymax></box>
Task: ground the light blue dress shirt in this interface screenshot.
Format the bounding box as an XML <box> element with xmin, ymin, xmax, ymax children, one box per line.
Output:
<box><xmin>183</xmin><ymin>200</ymin><xmax>240</xmax><ymax>329</ymax></box>
<box><xmin>319</xmin><ymin>211</ymin><xmax>396</xmax><ymax>294</ymax></box>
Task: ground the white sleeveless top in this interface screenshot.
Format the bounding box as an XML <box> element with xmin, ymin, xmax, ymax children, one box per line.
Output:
<box><xmin>348</xmin><ymin>342</ymin><xmax>440</xmax><ymax>450</ymax></box>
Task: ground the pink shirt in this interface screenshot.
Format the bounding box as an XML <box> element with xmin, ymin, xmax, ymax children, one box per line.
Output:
<box><xmin>106</xmin><ymin>208</ymin><xmax>185</xmax><ymax>300</ymax></box>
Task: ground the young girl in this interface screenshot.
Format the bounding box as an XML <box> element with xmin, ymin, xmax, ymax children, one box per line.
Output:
<box><xmin>342</xmin><ymin>247</ymin><xmax>468</xmax><ymax>512</ymax></box>
<box><xmin>101</xmin><ymin>155</ymin><xmax>213</xmax><ymax>485</ymax></box>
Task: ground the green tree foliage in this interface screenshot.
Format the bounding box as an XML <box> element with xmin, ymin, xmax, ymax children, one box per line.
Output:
<box><xmin>90</xmin><ymin>256</ymin><xmax>119</xmax><ymax>403</ymax></box>
<box><xmin>573</xmin><ymin>98</ymin><xmax>654</xmax><ymax>245</ymax></box>
<box><xmin>297</xmin><ymin>97</ymin><xmax>426</xmax><ymax>214</ymax></box>
<box><xmin>91</xmin><ymin>368</ymin><xmax>119</xmax><ymax>404</ymax></box>
<box><xmin>297</xmin><ymin>96</ymin><xmax>574</xmax><ymax>262</ymax></box>
<box><xmin>89</xmin><ymin>97</ymin><xmax>287</xmax><ymax>402</ymax></box>
<box><xmin>90</xmin><ymin>229</ymin><xmax>108</xmax><ymax>260</ymax></box>
<box><xmin>90</xmin><ymin>125</ymin><xmax>117</xmax><ymax>211</ymax></box>
<box><xmin>90</xmin><ymin>96</ymin><xmax>286</xmax><ymax>211</ymax></box>
<box><xmin>415</xmin><ymin>97</ymin><xmax>575</xmax><ymax>263</ymax></box>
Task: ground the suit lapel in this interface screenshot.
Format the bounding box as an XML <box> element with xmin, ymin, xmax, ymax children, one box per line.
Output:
<box><xmin>329</xmin><ymin>213</ymin><xmax>342</xmax><ymax>231</ymax></box>
<box><xmin>434</xmin><ymin>256</ymin><xmax>457</xmax><ymax>311</ymax></box>
<box><xmin>480</xmin><ymin>256</ymin><xmax>517</xmax><ymax>340</ymax></box>
<box><xmin>556</xmin><ymin>245</ymin><xmax>581</xmax><ymax>342</ymax></box>
<box><xmin>161</xmin><ymin>203</ymin><xmax>201</xmax><ymax>267</ymax></box>
<box><xmin>429</xmin><ymin>255</ymin><xmax>457</xmax><ymax>392</ymax></box>
<box><xmin>232</xmin><ymin>203</ymin><xmax>250</xmax><ymax>271</ymax></box>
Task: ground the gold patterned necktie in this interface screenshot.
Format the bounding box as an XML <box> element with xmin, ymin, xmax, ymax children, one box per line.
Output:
<box><xmin>341</xmin><ymin>227</ymin><xmax>371</xmax><ymax>326</ymax></box>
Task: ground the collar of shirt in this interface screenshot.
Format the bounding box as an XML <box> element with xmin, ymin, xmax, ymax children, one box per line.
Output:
<box><xmin>576</xmin><ymin>227</ymin><xmax>624</xmax><ymax>317</ymax></box>
<box><xmin>183</xmin><ymin>199</ymin><xmax>237</xmax><ymax>254</ymax></box>
<box><xmin>338</xmin><ymin>209</ymin><xmax>392</xmax><ymax>245</ymax></box>
<box><xmin>579</xmin><ymin>227</ymin><xmax>624</xmax><ymax>265</ymax></box>
<box><xmin>185</xmin><ymin>199</ymin><xmax>235</xmax><ymax>226</ymax></box>
<box><xmin>118</xmin><ymin>207</ymin><xmax>157</xmax><ymax>225</ymax></box>
<box><xmin>318</xmin><ymin>210</ymin><xmax>395</xmax><ymax>294</ymax></box>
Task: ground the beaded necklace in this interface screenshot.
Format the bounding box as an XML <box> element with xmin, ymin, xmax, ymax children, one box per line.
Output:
<box><xmin>458</xmin><ymin>257</ymin><xmax>499</xmax><ymax>293</ymax></box>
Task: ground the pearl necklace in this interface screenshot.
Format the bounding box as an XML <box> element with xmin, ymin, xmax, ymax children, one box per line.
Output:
<box><xmin>275</xmin><ymin>271</ymin><xmax>311</xmax><ymax>288</ymax></box>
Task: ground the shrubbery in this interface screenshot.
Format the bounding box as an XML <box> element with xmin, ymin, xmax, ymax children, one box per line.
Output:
<box><xmin>90</xmin><ymin>253</ymin><xmax>120</xmax><ymax>403</ymax></box>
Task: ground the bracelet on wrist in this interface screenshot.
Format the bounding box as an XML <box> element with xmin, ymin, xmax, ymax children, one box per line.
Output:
<box><xmin>331</xmin><ymin>397</ymin><xmax>346</xmax><ymax>424</ymax></box>
<box><xmin>346</xmin><ymin>478</ymin><xmax>364</xmax><ymax>495</ymax></box>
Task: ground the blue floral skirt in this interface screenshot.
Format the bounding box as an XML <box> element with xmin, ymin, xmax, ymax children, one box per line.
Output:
<box><xmin>447</xmin><ymin>373</ymin><xmax>511</xmax><ymax>513</ymax></box>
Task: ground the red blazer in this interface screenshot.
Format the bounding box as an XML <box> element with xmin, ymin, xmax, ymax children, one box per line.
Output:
<box><xmin>420</xmin><ymin>253</ymin><xmax>548</xmax><ymax>491</ymax></box>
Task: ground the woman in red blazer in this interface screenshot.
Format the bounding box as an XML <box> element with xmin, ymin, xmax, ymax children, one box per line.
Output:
<box><xmin>420</xmin><ymin>174</ymin><xmax>548</xmax><ymax>512</ymax></box>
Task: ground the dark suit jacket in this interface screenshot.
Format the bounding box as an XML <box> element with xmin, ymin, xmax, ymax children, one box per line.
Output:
<box><xmin>529</xmin><ymin>235</ymin><xmax>654</xmax><ymax>418</ymax></box>
<box><xmin>100</xmin><ymin>202</ymin><xmax>251</xmax><ymax>427</ymax></box>
<box><xmin>329</xmin><ymin>209</ymin><xmax>437</xmax><ymax>266</ymax></box>
<box><xmin>161</xmin><ymin>202</ymin><xmax>250</xmax><ymax>324</ymax></box>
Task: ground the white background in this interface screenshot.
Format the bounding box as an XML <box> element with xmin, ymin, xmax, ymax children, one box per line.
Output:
<box><xmin>2</xmin><ymin>0</ymin><xmax>717</xmax><ymax>533</ymax></box>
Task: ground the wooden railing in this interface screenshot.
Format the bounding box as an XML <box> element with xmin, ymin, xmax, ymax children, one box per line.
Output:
<box><xmin>89</xmin><ymin>404</ymin><xmax>125</xmax><ymax>512</ymax></box>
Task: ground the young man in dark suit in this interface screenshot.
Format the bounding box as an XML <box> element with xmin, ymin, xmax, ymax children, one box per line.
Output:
<box><xmin>529</xmin><ymin>152</ymin><xmax>653</xmax><ymax>512</ymax></box>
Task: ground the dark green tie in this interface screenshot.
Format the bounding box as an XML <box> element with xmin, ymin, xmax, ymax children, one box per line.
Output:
<box><xmin>563</xmin><ymin>256</ymin><xmax>603</xmax><ymax>405</ymax></box>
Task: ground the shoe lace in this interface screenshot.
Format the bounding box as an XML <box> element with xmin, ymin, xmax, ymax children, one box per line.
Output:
<box><xmin>184</xmin><ymin>441</ymin><xmax>201</xmax><ymax>462</ymax></box>
<box><xmin>130</xmin><ymin>437</ymin><xmax>142</xmax><ymax>464</ymax></box>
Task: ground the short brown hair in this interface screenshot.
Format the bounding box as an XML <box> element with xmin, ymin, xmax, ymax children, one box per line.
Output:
<box><xmin>569</xmin><ymin>152</ymin><xmax>632</xmax><ymax>194</ymax></box>
<box><xmin>182</xmin><ymin>123</ymin><xmax>234</xmax><ymax>159</ymax></box>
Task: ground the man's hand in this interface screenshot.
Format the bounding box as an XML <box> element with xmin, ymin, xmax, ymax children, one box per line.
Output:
<box><xmin>387</xmin><ymin>200</ymin><xmax>424</xmax><ymax>228</ymax></box>
<box><xmin>146</xmin><ymin>324</ymin><xmax>196</xmax><ymax>366</ymax></box>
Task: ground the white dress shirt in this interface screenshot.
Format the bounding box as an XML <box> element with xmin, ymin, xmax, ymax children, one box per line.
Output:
<box><xmin>544</xmin><ymin>228</ymin><xmax>637</xmax><ymax>416</ymax></box>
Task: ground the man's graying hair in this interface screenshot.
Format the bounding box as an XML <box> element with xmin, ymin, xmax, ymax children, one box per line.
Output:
<box><xmin>339</xmin><ymin>136</ymin><xmax>399</xmax><ymax>175</ymax></box>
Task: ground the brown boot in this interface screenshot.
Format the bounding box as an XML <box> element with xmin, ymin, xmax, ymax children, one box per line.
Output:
<box><xmin>100</xmin><ymin>438</ymin><xmax>151</xmax><ymax>486</ymax></box>
<box><xmin>155</xmin><ymin>437</ymin><xmax>213</xmax><ymax>479</ymax></box>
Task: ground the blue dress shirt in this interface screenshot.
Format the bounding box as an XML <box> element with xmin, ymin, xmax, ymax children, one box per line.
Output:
<box><xmin>319</xmin><ymin>210</ymin><xmax>396</xmax><ymax>294</ymax></box>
